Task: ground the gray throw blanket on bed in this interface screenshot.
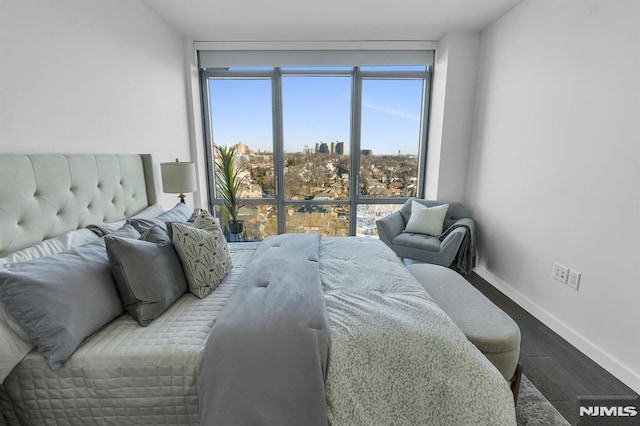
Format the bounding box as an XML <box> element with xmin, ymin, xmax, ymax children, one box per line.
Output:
<box><xmin>198</xmin><ymin>233</ymin><xmax>330</xmax><ymax>426</ymax></box>
<box><xmin>439</xmin><ymin>218</ymin><xmax>477</xmax><ymax>274</ymax></box>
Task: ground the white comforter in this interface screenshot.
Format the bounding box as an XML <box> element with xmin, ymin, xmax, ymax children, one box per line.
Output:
<box><xmin>321</xmin><ymin>237</ymin><xmax>516</xmax><ymax>425</ymax></box>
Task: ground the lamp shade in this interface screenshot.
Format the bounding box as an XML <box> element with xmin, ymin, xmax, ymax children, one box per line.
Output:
<box><xmin>160</xmin><ymin>160</ymin><xmax>196</xmax><ymax>194</ymax></box>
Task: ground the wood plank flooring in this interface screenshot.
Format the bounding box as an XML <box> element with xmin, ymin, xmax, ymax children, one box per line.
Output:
<box><xmin>465</xmin><ymin>272</ymin><xmax>638</xmax><ymax>425</ymax></box>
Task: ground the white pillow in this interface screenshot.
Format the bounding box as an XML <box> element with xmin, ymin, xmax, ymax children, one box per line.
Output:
<box><xmin>403</xmin><ymin>201</ymin><xmax>449</xmax><ymax>236</ymax></box>
<box><xmin>0</xmin><ymin>229</ymin><xmax>99</xmax><ymax>265</ymax></box>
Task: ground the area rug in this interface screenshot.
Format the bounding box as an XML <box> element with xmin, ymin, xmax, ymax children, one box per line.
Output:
<box><xmin>518</xmin><ymin>375</ymin><xmax>570</xmax><ymax>425</ymax></box>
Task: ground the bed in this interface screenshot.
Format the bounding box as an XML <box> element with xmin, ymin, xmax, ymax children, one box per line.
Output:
<box><xmin>0</xmin><ymin>154</ymin><xmax>516</xmax><ymax>425</ymax></box>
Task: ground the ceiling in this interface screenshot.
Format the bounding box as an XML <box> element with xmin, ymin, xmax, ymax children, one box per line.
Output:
<box><xmin>143</xmin><ymin>0</ymin><xmax>525</xmax><ymax>42</ymax></box>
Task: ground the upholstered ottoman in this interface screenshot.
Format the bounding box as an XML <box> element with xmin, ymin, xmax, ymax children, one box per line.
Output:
<box><xmin>406</xmin><ymin>263</ymin><xmax>523</xmax><ymax>401</ymax></box>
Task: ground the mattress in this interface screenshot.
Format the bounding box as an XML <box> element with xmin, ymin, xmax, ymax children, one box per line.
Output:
<box><xmin>0</xmin><ymin>242</ymin><xmax>260</xmax><ymax>426</ymax></box>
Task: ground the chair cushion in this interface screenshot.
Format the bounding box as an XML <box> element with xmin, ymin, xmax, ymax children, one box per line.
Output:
<box><xmin>392</xmin><ymin>232</ymin><xmax>442</xmax><ymax>252</ymax></box>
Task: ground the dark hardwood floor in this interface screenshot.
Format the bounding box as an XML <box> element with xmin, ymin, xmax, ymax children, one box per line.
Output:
<box><xmin>465</xmin><ymin>272</ymin><xmax>638</xmax><ymax>425</ymax></box>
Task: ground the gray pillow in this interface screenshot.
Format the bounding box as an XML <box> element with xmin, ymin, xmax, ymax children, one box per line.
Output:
<box><xmin>129</xmin><ymin>202</ymin><xmax>192</xmax><ymax>234</ymax></box>
<box><xmin>0</xmin><ymin>224</ymin><xmax>141</xmax><ymax>371</ymax></box>
<box><xmin>105</xmin><ymin>226</ymin><xmax>188</xmax><ymax>326</ymax></box>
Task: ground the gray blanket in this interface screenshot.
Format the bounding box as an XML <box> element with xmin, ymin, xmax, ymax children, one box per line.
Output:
<box><xmin>198</xmin><ymin>233</ymin><xmax>330</xmax><ymax>426</ymax></box>
<box><xmin>440</xmin><ymin>217</ymin><xmax>477</xmax><ymax>274</ymax></box>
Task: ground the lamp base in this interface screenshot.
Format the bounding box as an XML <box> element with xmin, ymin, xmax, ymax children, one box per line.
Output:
<box><xmin>178</xmin><ymin>193</ymin><xmax>186</xmax><ymax>203</ymax></box>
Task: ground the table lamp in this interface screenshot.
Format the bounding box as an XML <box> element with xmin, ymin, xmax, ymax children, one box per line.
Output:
<box><xmin>160</xmin><ymin>159</ymin><xmax>196</xmax><ymax>203</ymax></box>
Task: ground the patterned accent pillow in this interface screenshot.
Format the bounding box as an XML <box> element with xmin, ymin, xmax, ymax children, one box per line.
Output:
<box><xmin>195</xmin><ymin>210</ymin><xmax>233</xmax><ymax>273</ymax></box>
<box><xmin>193</xmin><ymin>210</ymin><xmax>232</xmax><ymax>274</ymax></box>
<box><xmin>172</xmin><ymin>211</ymin><xmax>233</xmax><ymax>299</ymax></box>
<box><xmin>192</xmin><ymin>209</ymin><xmax>224</xmax><ymax>234</ymax></box>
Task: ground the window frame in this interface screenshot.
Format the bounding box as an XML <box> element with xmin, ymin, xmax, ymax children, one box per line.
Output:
<box><xmin>199</xmin><ymin>65</ymin><xmax>433</xmax><ymax>237</ymax></box>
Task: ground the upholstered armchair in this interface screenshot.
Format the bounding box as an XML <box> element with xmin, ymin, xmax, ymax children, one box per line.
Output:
<box><xmin>376</xmin><ymin>198</ymin><xmax>476</xmax><ymax>271</ymax></box>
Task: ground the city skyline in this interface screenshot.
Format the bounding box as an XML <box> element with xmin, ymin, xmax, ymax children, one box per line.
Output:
<box><xmin>208</xmin><ymin>77</ymin><xmax>424</xmax><ymax>156</ymax></box>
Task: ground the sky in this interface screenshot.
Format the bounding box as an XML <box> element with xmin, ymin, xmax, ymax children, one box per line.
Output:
<box><xmin>208</xmin><ymin>75</ymin><xmax>424</xmax><ymax>156</ymax></box>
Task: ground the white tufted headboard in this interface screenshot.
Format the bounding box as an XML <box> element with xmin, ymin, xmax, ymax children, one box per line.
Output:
<box><xmin>0</xmin><ymin>154</ymin><xmax>156</xmax><ymax>256</ymax></box>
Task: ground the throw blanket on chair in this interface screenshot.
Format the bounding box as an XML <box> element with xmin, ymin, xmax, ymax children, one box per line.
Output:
<box><xmin>440</xmin><ymin>217</ymin><xmax>477</xmax><ymax>274</ymax></box>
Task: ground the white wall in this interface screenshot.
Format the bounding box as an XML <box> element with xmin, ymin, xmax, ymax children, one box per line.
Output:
<box><xmin>426</xmin><ymin>32</ymin><xmax>480</xmax><ymax>202</ymax></box>
<box><xmin>0</xmin><ymin>0</ymin><xmax>193</xmax><ymax>208</ymax></box>
<box><xmin>467</xmin><ymin>0</ymin><xmax>640</xmax><ymax>391</ymax></box>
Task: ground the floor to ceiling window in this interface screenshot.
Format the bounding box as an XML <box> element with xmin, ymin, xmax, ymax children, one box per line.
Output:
<box><xmin>200</xmin><ymin>56</ymin><xmax>432</xmax><ymax>240</ymax></box>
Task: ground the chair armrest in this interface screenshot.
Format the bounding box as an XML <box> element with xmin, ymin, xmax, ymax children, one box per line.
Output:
<box><xmin>376</xmin><ymin>212</ymin><xmax>405</xmax><ymax>246</ymax></box>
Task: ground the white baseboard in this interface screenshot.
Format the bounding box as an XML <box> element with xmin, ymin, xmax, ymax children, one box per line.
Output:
<box><xmin>474</xmin><ymin>265</ymin><xmax>640</xmax><ymax>395</ymax></box>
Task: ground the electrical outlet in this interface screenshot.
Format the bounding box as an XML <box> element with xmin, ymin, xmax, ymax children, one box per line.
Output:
<box><xmin>553</xmin><ymin>263</ymin><xmax>569</xmax><ymax>284</ymax></box>
<box><xmin>568</xmin><ymin>270</ymin><xmax>581</xmax><ymax>290</ymax></box>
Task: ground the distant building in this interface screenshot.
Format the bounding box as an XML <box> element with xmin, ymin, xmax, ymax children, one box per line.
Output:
<box><xmin>330</xmin><ymin>141</ymin><xmax>336</xmax><ymax>154</ymax></box>
<box><xmin>361</xmin><ymin>149</ymin><xmax>373</xmax><ymax>156</ymax></box>
<box><xmin>317</xmin><ymin>142</ymin><xmax>329</xmax><ymax>154</ymax></box>
<box><xmin>234</xmin><ymin>142</ymin><xmax>253</xmax><ymax>155</ymax></box>
<box><xmin>335</xmin><ymin>141</ymin><xmax>344</xmax><ymax>155</ymax></box>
